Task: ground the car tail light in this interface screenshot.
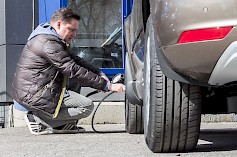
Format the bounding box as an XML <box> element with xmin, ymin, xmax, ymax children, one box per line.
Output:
<box><xmin>178</xmin><ymin>26</ymin><xmax>233</xmax><ymax>44</ymax></box>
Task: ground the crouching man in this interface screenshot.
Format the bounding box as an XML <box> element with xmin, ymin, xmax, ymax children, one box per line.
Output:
<box><xmin>12</xmin><ymin>8</ymin><xmax>125</xmax><ymax>135</ymax></box>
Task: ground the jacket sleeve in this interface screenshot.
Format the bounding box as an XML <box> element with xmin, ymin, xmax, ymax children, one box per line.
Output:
<box><xmin>68</xmin><ymin>50</ymin><xmax>101</xmax><ymax>75</ymax></box>
<box><xmin>41</xmin><ymin>39</ymin><xmax>107</xmax><ymax>90</ymax></box>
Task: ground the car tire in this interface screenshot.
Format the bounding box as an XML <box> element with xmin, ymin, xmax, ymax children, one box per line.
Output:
<box><xmin>143</xmin><ymin>16</ymin><xmax>202</xmax><ymax>153</ymax></box>
<box><xmin>125</xmin><ymin>98</ymin><xmax>144</xmax><ymax>134</ymax></box>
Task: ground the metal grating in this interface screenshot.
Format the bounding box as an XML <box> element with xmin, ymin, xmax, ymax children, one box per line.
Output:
<box><xmin>0</xmin><ymin>104</ymin><xmax>13</xmax><ymax>128</ymax></box>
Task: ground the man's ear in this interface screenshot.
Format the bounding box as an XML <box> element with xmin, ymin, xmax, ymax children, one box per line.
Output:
<box><xmin>56</xmin><ymin>21</ymin><xmax>61</xmax><ymax>29</ymax></box>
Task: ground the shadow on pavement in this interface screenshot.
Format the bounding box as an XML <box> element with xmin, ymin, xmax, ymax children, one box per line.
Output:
<box><xmin>195</xmin><ymin>128</ymin><xmax>237</xmax><ymax>152</ymax></box>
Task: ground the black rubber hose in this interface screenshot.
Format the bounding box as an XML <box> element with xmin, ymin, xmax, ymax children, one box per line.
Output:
<box><xmin>91</xmin><ymin>91</ymin><xmax>126</xmax><ymax>133</ymax></box>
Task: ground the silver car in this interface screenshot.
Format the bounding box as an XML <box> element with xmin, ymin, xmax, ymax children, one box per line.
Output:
<box><xmin>124</xmin><ymin>0</ymin><xmax>237</xmax><ymax>153</ymax></box>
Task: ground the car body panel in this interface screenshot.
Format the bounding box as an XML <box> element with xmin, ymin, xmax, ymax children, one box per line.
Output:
<box><xmin>124</xmin><ymin>0</ymin><xmax>144</xmax><ymax>80</ymax></box>
<box><xmin>124</xmin><ymin>0</ymin><xmax>144</xmax><ymax>57</ymax></box>
<box><xmin>124</xmin><ymin>0</ymin><xmax>144</xmax><ymax>104</ymax></box>
<box><xmin>150</xmin><ymin>0</ymin><xmax>237</xmax><ymax>46</ymax></box>
<box><xmin>149</xmin><ymin>0</ymin><xmax>237</xmax><ymax>84</ymax></box>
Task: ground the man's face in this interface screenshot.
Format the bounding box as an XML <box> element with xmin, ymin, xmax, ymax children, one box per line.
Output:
<box><xmin>56</xmin><ymin>19</ymin><xmax>79</xmax><ymax>44</ymax></box>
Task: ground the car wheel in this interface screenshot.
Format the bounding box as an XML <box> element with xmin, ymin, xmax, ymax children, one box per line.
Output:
<box><xmin>143</xmin><ymin>16</ymin><xmax>202</xmax><ymax>153</ymax></box>
<box><xmin>125</xmin><ymin>98</ymin><xmax>144</xmax><ymax>134</ymax></box>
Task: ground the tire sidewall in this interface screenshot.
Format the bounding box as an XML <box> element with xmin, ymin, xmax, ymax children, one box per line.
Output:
<box><xmin>143</xmin><ymin>16</ymin><xmax>154</xmax><ymax>142</ymax></box>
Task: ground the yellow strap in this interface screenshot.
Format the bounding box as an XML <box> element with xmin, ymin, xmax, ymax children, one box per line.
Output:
<box><xmin>53</xmin><ymin>75</ymin><xmax>67</xmax><ymax>118</ymax></box>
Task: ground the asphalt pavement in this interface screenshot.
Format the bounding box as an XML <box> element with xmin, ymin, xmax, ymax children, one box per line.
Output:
<box><xmin>1</xmin><ymin>123</ymin><xmax>237</xmax><ymax>157</ymax></box>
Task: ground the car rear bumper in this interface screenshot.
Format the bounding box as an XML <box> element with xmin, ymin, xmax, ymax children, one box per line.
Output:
<box><xmin>209</xmin><ymin>41</ymin><xmax>237</xmax><ymax>86</ymax></box>
<box><xmin>158</xmin><ymin>26</ymin><xmax>237</xmax><ymax>85</ymax></box>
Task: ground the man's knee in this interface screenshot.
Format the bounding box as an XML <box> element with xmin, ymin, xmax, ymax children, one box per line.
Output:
<box><xmin>84</xmin><ymin>101</ymin><xmax>94</xmax><ymax>116</ymax></box>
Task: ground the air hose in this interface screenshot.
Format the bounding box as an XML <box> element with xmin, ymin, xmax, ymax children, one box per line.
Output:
<box><xmin>86</xmin><ymin>73</ymin><xmax>125</xmax><ymax>133</ymax></box>
<box><xmin>89</xmin><ymin>91</ymin><xmax>126</xmax><ymax>133</ymax></box>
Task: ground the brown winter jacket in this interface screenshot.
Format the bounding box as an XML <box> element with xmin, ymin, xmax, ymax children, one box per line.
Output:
<box><xmin>12</xmin><ymin>34</ymin><xmax>107</xmax><ymax>115</ymax></box>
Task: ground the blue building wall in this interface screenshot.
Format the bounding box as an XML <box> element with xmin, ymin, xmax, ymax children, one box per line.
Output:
<box><xmin>39</xmin><ymin>0</ymin><xmax>67</xmax><ymax>23</ymax></box>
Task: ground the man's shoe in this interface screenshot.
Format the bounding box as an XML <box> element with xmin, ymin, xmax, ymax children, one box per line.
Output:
<box><xmin>24</xmin><ymin>113</ymin><xmax>53</xmax><ymax>135</ymax></box>
<box><xmin>52</xmin><ymin>123</ymin><xmax>85</xmax><ymax>134</ymax></box>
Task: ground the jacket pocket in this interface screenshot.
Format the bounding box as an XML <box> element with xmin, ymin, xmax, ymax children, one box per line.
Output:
<box><xmin>30</xmin><ymin>84</ymin><xmax>50</xmax><ymax>105</ymax></box>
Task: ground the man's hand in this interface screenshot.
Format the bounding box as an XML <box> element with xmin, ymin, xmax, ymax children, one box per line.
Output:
<box><xmin>109</xmin><ymin>83</ymin><xmax>126</xmax><ymax>93</ymax></box>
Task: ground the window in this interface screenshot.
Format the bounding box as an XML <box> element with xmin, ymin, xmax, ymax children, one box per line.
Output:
<box><xmin>68</xmin><ymin>0</ymin><xmax>123</xmax><ymax>68</ymax></box>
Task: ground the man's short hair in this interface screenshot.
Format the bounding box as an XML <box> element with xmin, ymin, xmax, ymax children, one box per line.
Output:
<box><xmin>50</xmin><ymin>8</ymin><xmax>81</xmax><ymax>25</ymax></box>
